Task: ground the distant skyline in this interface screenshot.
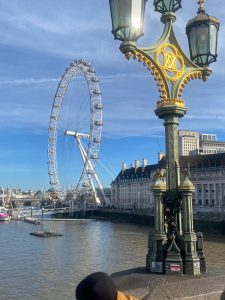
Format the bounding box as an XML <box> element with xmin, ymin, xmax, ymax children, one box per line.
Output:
<box><xmin>0</xmin><ymin>0</ymin><xmax>224</xmax><ymax>190</ymax></box>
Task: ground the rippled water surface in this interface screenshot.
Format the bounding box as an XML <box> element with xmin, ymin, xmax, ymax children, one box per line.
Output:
<box><xmin>0</xmin><ymin>220</ymin><xmax>224</xmax><ymax>300</ymax></box>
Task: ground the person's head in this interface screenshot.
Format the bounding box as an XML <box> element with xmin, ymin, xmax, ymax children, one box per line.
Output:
<box><xmin>75</xmin><ymin>272</ymin><xmax>117</xmax><ymax>300</ymax></box>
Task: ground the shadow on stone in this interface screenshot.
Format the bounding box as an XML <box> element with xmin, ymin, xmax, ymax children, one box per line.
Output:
<box><xmin>111</xmin><ymin>267</ymin><xmax>147</xmax><ymax>278</ymax></box>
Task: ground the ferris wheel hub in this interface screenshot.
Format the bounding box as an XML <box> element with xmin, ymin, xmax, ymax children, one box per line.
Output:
<box><xmin>64</xmin><ymin>130</ymin><xmax>90</xmax><ymax>139</ymax></box>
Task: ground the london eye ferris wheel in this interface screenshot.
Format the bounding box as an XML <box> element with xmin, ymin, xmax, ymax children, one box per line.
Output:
<box><xmin>48</xmin><ymin>59</ymin><xmax>107</xmax><ymax>205</ymax></box>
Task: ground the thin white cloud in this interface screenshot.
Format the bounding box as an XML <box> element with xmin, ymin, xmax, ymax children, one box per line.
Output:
<box><xmin>0</xmin><ymin>77</ymin><xmax>60</xmax><ymax>85</ymax></box>
<box><xmin>0</xmin><ymin>73</ymin><xmax>150</xmax><ymax>86</ymax></box>
<box><xmin>0</xmin><ymin>71</ymin><xmax>224</xmax><ymax>140</ymax></box>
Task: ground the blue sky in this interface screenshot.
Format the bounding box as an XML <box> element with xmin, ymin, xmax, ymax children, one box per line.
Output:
<box><xmin>0</xmin><ymin>0</ymin><xmax>224</xmax><ymax>190</ymax></box>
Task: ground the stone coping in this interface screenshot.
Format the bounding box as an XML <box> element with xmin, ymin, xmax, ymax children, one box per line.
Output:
<box><xmin>111</xmin><ymin>267</ymin><xmax>225</xmax><ymax>300</ymax></box>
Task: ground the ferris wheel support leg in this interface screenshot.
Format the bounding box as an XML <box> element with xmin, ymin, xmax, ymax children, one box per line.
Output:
<box><xmin>76</xmin><ymin>138</ymin><xmax>101</xmax><ymax>205</ymax></box>
<box><xmin>92</xmin><ymin>173</ymin><xmax>110</xmax><ymax>206</ymax></box>
<box><xmin>78</xmin><ymin>139</ymin><xmax>109</xmax><ymax>206</ymax></box>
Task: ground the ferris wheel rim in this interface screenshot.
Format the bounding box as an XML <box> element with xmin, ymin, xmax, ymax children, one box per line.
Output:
<box><xmin>47</xmin><ymin>59</ymin><xmax>103</xmax><ymax>200</ymax></box>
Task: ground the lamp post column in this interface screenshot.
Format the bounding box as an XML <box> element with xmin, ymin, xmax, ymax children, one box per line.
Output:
<box><xmin>155</xmin><ymin>103</ymin><xmax>186</xmax><ymax>193</ymax></box>
<box><xmin>164</xmin><ymin>114</ymin><xmax>180</xmax><ymax>192</ymax></box>
<box><xmin>179</xmin><ymin>172</ymin><xmax>201</xmax><ymax>276</ymax></box>
<box><xmin>155</xmin><ymin>101</ymin><xmax>186</xmax><ymax>274</ymax></box>
<box><xmin>146</xmin><ymin>171</ymin><xmax>167</xmax><ymax>274</ymax></box>
<box><xmin>155</xmin><ymin>102</ymin><xmax>186</xmax><ymax>217</ymax></box>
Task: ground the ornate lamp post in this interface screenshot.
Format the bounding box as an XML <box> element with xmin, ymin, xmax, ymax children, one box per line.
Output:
<box><xmin>109</xmin><ymin>0</ymin><xmax>219</xmax><ymax>276</ymax></box>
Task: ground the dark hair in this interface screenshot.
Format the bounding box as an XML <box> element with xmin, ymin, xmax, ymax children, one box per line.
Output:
<box><xmin>75</xmin><ymin>272</ymin><xmax>117</xmax><ymax>300</ymax></box>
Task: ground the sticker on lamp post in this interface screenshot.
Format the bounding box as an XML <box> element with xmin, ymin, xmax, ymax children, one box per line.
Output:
<box><xmin>166</xmin><ymin>264</ymin><xmax>181</xmax><ymax>272</ymax></box>
<box><xmin>194</xmin><ymin>262</ymin><xmax>200</xmax><ymax>271</ymax></box>
<box><xmin>151</xmin><ymin>261</ymin><xmax>163</xmax><ymax>273</ymax></box>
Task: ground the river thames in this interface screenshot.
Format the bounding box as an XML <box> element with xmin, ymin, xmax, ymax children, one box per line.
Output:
<box><xmin>0</xmin><ymin>220</ymin><xmax>225</xmax><ymax>300</ymax></box>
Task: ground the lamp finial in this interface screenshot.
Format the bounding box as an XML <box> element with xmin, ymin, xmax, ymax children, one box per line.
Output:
<box><xmin>198</xmin><ymin>0</ymin><xmax>205</xmax><ymax>14</ymax></box>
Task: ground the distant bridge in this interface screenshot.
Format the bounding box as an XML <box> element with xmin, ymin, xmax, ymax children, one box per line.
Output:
<box><xmin>11</xmin><ymin>198</ymin><xmax>42</xmax><ymax>206</ymax></box>
<box><xmin>12</xmin><ymin>205</ymin><xmax>97</xmax><ymax>220</ymax></box>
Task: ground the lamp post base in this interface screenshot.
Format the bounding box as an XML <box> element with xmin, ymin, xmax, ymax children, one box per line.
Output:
<box><xmin>146</xmin><ymin>233</ymin><xmax>167</xmax><ymax>274</ymax></box>
<box><xmin>197</xmin><ymin>232</ymin><xmax>207</xmax><ymax>273</ymax></box>
<box><xmin>181</xmin><ymin>233</ymin><xmax>200</xmax><ymax>276</ymax></box>
<box><xmin>165</xmin><ymin>236</ymin><xmax>183</xmax><ymax>276</ymax></box>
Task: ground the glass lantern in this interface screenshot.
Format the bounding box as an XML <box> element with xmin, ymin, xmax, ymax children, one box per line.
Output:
<box><xmin>154</xmin><ymin>0</ymin><xmax>182</xmax><ymax>14</ymax></box>
<box><xmin>109</xmin><ymin>0</ymin><xmax>147</xmax><ymax>42</ymax></box>
<box><xmin>186</xmin><ymin>9</ymin><xmax>220</xmax><ymax>67</ymax></box>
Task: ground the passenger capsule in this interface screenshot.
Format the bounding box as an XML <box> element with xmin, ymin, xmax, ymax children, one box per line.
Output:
<box><xmin>94</xmin><ymin>120</ymin><xmax>103</xmax><ymax>126</ymax></box>
<box><xmin>94</xmin><ymin>103</ymin><xmax>103</xmax><ymax>110</ymax></box>
<box><xmin>93</xmin><ymin>89</ymin><xmax>101</xmax><ymax>95</ymax></box>
<box><xmin>93</xmin><ymin>137</ymin><xmax>101</xmax><ymax>143</ymax></box>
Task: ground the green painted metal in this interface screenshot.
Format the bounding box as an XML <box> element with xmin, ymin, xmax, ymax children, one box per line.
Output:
<box><xmin>179</xmin><ymin>173</ymin><xmax>201</xmax><ymax>276</ymax></box>
<box><xmin>153</xmin><ymin>0</ymin><xmax>182</xmax><ymax>14</ymax></box>
<box><xmin>146</xmin><ymin>173</ymin><xmax>167</xmax><ymax>274</ymax></box>
<box><xmin>155</xmin><ymin>106</ymin><xmax>186</xmax><ymax>193</ymax></box>
<box><xmin>165</xmin><ymin>235</ymin><xmax>183</xmax><ymax>276</ymax></box>
<box><xmin>196</xmin><ymin>232</ymin><xmax>207</xmax><ymax>273</ymax></box>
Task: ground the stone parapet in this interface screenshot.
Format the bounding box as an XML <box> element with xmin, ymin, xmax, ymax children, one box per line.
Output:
<box><xmin>112</xmin><ymin>267</ymin><xmax>225</xmax><ymax>300</ymax></box>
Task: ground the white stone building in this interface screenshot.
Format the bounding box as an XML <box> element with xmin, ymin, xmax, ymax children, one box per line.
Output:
<box><xmin>111</xmin><ymin>153</ymin><xmax>225</xmax><ymax>214</ymax></box>
<box><xmin>178</xmin><ymin>130</ymin><xmax>200</xmax><ymax>156</ymax></box>
<box><xmin>197</xmin><ymin>140</ymin><xmax>225</xmax><ymax>155</ymax></box>
<box><xmin>111</xmin><ymin>158</ymin><xmax>160</xmax><ymax>210</ymax></box>
<box><xmin>178</xmin><ymin>130</ymin><xmax>225</xmax><ymax>156</ymax></box>
<box><xmin>181</xmin><ymin>153</ymin><xmax>225</xmax><ymax>213</ymax></box>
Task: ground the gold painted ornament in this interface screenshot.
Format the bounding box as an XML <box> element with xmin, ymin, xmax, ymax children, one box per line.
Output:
<box><xmin>155</xmin><ymin>44</ymin><xmax>184</xmax><ymax>81</ymax></box>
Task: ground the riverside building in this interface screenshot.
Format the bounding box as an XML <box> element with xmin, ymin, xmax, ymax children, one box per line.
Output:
<box><xmin>111</xmin><ymin>153</ymin><xmax>225</xmax><ymax>214</ymax></box>
<box><xmin>178</xmin><ymin>130</ymin><xmax>200</xmax><ymax>156</ymax></box>
<box><xmin>111</xmin><ymin>158</ymin><xmax>158</xmax><ymax>210</ymax></box>
<box><xmin>178</xmin><ymin>130</ymin><xmax>225</xmax><ymax>156</ymax></box>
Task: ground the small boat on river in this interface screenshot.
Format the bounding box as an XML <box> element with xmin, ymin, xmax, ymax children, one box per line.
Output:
<box><xmin>30</xmin><ymin>231</ymin><xmax>63</xmax><ymax>237</ymax></box>
<box><xmin>0</xmin><ymin>207</ymin><xmax>10</xmax><ymax>221</ymax></box>
<box><xmin>23</xmin><ymin>217</ymin><xmax>41</xmax><ymax>225</ymax></box>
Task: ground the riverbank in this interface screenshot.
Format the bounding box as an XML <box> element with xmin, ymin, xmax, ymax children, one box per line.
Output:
<box><xmin>56</xmin><ymin>209</ymin><xmax>225</xmax><ymax>234</ymax></box>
